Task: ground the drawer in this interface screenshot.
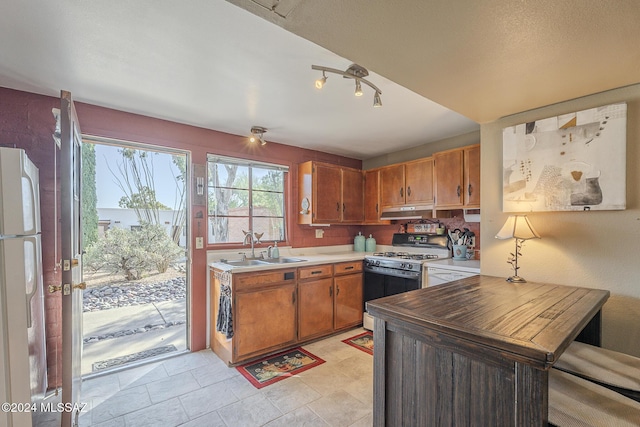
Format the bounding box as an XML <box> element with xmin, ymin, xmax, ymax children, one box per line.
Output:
<box><xmin>334</xmin><ymin>261</ymin><xmax>363</xmax><ymax>275</ymax></box>
<box><xmin>235</xmin><ymin>269</ymin><xmax>297</xmax><ymax>291</ymax></box>
<box><xmin>298</xmin><ymin>264</ymin><xmax>333</xmax><ymax>280</ymax></box>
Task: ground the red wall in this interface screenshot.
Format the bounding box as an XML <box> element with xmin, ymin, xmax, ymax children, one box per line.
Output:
<box><xmin>0</xmin><ymin>87</ymin><xmax>363</xmax><ymax>388</ymax></box>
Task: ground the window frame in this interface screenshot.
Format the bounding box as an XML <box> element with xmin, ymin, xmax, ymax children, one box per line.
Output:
<box><xmin>206</xmin><ymin>154</ymin><xmax>288</xmax><ymax>248</ymax></box>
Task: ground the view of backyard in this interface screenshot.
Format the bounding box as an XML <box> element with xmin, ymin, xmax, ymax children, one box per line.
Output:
<box><xmin>81</xmin><ymin>142</ymin><xmax>188</xmax><ymax>375</ymax></box>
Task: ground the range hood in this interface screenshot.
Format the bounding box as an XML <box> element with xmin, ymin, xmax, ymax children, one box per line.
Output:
<box><xmin>380</xmin><ymin>205</ymin><xmax>434</xmax><ymax>220</ymax></box>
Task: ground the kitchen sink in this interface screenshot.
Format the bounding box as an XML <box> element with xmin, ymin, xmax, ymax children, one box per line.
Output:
<box><xmin>260</xmin><ymin>257</ymin><xmax>305</xmax><ymax>264</ymax></box>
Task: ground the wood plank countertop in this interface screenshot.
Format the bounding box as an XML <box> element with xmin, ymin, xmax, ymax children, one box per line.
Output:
<box><xmin>366</xmin><ymin>275</ymin><xmax>610</xmax><ymax>370</ymax></box>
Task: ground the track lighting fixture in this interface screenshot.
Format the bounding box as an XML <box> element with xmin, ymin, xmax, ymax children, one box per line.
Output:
<box><xmin>312</xmin><ymin>63</ymin><xmax>382</xmax><ymax>107</ymax></box>
<box><xmin>249</xmin><ymin>126</ymin><xmax>267</xmax><ymax>145</ymax></box>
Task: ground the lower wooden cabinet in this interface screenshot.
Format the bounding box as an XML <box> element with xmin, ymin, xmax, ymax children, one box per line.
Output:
<box><xmin>334</xmin><ymin>272</ymin><xmax>364</xmax><ymax>330</ymax></box>
<box><xmin>210</xmin><ymin>261</ymin><xmax>363</xmax><ymax>365</ymax></box>
<box><xmin>298</xmin><ymin>277</ymin><xmax>334</xmax><ymax>341</ymax></box>
<box><xmin>235</xmin><ymin>283</ymin><xmax>297</xmax><ymax>361</ymax></box>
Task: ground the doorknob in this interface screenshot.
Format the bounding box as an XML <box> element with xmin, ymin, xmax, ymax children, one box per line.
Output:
<box><xmin>73</xmin><ymin>282</ymin><xmax>87</xmax><ymax>290</ymax></box>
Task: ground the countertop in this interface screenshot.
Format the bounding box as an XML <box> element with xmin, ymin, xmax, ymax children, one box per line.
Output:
<box><xmin>366</xmin><ymin>275</ymin><xmax>610</xmax><ymax>369</ymax></box>
<box><xmin>424</xmin><ymin>258</ymin><xmax>480</xmax><ymax>274</ymax></box>
<box><xmin>209</xmin><ymin>251</ymin><xmax>368</xmax><ymax>273</ymax></box>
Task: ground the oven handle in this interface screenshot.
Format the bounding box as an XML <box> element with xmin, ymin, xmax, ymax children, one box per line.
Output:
<box><xmin>364</xmin><ymin>266</ymin><xmax>422</xmax><ymax>280</ymax></box>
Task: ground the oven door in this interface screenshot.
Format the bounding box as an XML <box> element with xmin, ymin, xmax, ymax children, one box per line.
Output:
<box><xmin>363</xmin><ymin>268</ymin><xmax>421</xmax><ymax>330</ymax></box>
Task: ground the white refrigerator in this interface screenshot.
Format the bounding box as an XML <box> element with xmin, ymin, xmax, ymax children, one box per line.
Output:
<box><xmin>0</xmin><ymin>148</ymin><xmax>47</xmax><ymax>427</ymax></box>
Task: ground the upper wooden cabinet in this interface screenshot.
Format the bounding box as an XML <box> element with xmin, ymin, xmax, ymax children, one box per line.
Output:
<box><xmin>298</xmin><ymin>161</ymin><xmax>364</xmax><ymax>225</ymax></box>
<box><xmin>380</xmin><ymin>157</ymin><xmax>434</xmax><ymax>208</ymax></box>
<box><xmin>433</xmin><ymin>144</ymin><xmax>480</xmax><ymax>209</ymax></box>
<box><xmin>363</xmin><ymin>169</ymin><xmax>390</xmax><ymax>224</ymax></box>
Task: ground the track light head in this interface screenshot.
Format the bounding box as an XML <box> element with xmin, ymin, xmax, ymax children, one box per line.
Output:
<box><xmin>315</xmin><ymin>72</ymin><xmax>327</xmax><ymax>89</ymax></box>
<box><xmin>354</xmin><ymin>79</ymin><xmax>363</xmax><ymax>97</ymax></box>
<box><xmin>373</xmin><ymin>91</ymin><xmax>382</xmax><ymax>107</ymax></box>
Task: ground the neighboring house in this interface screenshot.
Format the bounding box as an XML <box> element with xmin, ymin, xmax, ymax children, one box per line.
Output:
<box><xmin>97</xmin><ymin>207</ymin><xmax>187</xmax><ymax>247</ymax></box>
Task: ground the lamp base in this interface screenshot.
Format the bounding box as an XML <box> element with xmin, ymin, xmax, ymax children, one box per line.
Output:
<box><xmin>506</xmin><ymin>275</ymin><xmax>527</xmax><ymax>283</ymax></box>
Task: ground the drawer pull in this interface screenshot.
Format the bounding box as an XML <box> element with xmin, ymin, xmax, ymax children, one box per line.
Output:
<box><xmin>344</xmin><ymin>266</ymin><xmax>354</xmax><ymax>270</ymax></box>
<box><xmin>311</xmin><ymin>270</ymin><xmax>323</xmax><ymax>275</ymax></box>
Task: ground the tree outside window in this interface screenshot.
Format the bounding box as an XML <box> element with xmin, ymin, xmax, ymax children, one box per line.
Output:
<box><xmin>207</xmin><ymin>156</ymin><xmax>286</xmax><ymax>244</ymax></box>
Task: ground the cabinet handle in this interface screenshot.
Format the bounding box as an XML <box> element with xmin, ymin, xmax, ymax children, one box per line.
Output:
<box><xmin>407</xmin><ymin>186</ymin><xmax>411</xmax><ymax>197</ymax></box>
<box><xmin>336</xmin><ymin>202</ymin><xmax>340</xmax><ymax>211</ymax></box>
<box><xmin>336</xmin><ymin>286</ymin><xmax>340</xmax><ymax>296</ymax></box>
<box><xmin>343</xmin><ymin>203</ymin><xmax>345</xmax><ymax>213</ymax></box>
<box><xmin>329</xmin><ymin>286</ymin><xmax>333</xmax><ymax>297</ymax></box>
<box><xmin>400</xmin><ymin>187</ymin><xmax>403</xmax><ymax>198</ymax></box>
<box><xmin>344</xmin><ymin>266</ymin><xmax>354</xmax><ymax>270</ymax></box>
<box><xmin>456</xmin><ymin>185</ymin><xmax>461</xmax><ymax>197</ymax></box>
<box><xmin>468</xmin><ymin>184</ymin><xmax>472</xmax><ymax>196</ymax></box>
<box><xmin>375</xmin><ymin>203</ymin><xmax>378</xmax><ymax>213</ymax></box>
<box><xmin>311</xmin><ymin>270</ymin><xmax>323</xmax><ymax>275</ymax></box>
<box><xmin>292</xmin><ymin>290</ymin><xmax>296</xmax><ymax>304</ymax></box>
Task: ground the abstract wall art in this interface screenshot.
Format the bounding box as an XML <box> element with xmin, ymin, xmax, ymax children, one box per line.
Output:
<box><xmin>502</xmin><ymin>103</ymin><xmax>626</xmax><ymax>212</ymax></box>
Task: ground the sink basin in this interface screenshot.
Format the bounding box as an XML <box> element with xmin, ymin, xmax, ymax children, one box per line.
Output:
<box><xmin>260</xmin><ymin>257</ymin><xmax>305</xmax><ymax>264</ymax></box>
<box><xmin>223</xmin><ymin>259</ymin><xmax>269</xmax><ymax>267</ymax></box>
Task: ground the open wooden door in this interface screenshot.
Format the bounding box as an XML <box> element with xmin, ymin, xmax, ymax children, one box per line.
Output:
<box><xmin>59</xmin><ymin>90</ymin><xmax>84</xmax><ymax>427</ymax></box>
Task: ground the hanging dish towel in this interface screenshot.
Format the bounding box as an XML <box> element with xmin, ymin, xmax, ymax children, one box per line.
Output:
<box><xmin>215</xmin><ymin>270</ymin><xmax>234</xmax><ymax>339</ymax></box>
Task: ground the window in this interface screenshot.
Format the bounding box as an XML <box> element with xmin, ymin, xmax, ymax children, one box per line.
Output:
<box><xmin>207</xmin><ymin>155</ymin><xmax>287</xmax><ymax>245</ymax></box>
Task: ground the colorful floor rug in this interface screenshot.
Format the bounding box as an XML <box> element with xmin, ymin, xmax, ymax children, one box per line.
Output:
<box><xmin>342</xmin><ymin>331</ymin><xmax>374</xmax><ymax>355</ymax></box>
<box><xmin>236</xmin><ymin>347</ymin><xmax>325</xmax><ymax>389</ymax></box>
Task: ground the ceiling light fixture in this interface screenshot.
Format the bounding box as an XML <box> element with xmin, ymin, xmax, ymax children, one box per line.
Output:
<box><xmin>312</xmin><ymin>63</ymin><xmax>382</xmax><ymax>107</ymax></box>
<box><xmin>249</xmin><ymin>126</ymin><xmax>267</xmax><ymax>145</ymax></box>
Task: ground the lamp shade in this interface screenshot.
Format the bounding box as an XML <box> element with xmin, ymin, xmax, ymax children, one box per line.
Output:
<box><xmin>495</xmin><ymin>215</ymin><xmax>540</xmax><ymax>240</ymax></box>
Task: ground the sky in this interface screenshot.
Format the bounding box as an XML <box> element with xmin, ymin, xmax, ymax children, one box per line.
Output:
<box><xmin>94</xmin><ymin>144</ymin><xmax>185</xmax><ymax>209</ymax></box>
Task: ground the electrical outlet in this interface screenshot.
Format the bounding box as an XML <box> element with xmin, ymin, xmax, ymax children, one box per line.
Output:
<box><xmin>195</xmin><ymin>237</ymin><xmax>204</xmax><ymax>249</ymax></box>
<box><xmin>315</xmin><ymin>229</ymin><xmax>324</xmax><ymax>238</ymax></box>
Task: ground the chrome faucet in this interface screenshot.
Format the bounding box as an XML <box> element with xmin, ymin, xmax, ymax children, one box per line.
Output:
<box><xmin>267</xmin><ymin>245</ymin><xmax>273</xmax><ymax>258</ymax></box>
<box><xmin>242</xmin><ymin>230</ymin><xmax>258</xmax><ymax>259</ymax></box>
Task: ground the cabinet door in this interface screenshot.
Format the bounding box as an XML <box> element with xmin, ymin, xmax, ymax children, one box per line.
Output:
<box><xmin>313</xmin><ymin>163</ymin><xmax>342</xmax><ymax>223</ymax></box>
<box><xmin>235</xmin><ymin>283</ymin><xmax>297</xmax><ymax>360</ymax></box>
<box><xmin>405</xmin><ymin>157</ymin><xmax>434</xmax><ymax>205</ymax></box>
<box><xmin>434</xmin><ymin>149</ymin><xmax>464</xmax><ymax>208</ymax></box>
<box><xmin>334</xmin><ymin>273</ymin><xmax>363</xmax><ymax>330</ymax></box>
<box><xmin>464</xmin><ymin>145</ymin><xmax>480</xmax><ymax>207</ymax></box>
<box><xmin>380</xmin><ymin>164</ymin><xmax>405</xmax><ymax>207</ymax></box>
<box><xmin>341</xmin><ymin>167</ymin><xmax>364</xmax><ymax>223</ymax></box>
<box><xmin>298</xmin><ymin>278</ymin><xmax>334</xmax><ymax>340</ymax></box>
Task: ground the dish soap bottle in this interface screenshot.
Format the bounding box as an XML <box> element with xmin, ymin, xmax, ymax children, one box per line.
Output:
<box><xmin>272</xmin><ymin>241</ymin><xmax>280</xmax><ymax>259</ymax></box>
<box><xmin>365</xmin><ymin>234</ymin><xmax>376</xmax><ymax>252</ymax></box>
<box><xmin>354</xmin><ymin>232</ymin><xmax>366</xmax><ymax>252</ymax></box>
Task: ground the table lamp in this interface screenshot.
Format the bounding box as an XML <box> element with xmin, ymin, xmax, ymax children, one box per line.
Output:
<box><xmin>495</xmin><ymin>215</ymin><xmax>540</xmax><ymax>283</ymax></box>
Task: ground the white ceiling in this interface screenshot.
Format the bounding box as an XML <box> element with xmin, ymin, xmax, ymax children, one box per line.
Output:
<box><xmin>0</xmin><ymin>0</ymin><xmax>479</xmax><ymax>160</ymax></box>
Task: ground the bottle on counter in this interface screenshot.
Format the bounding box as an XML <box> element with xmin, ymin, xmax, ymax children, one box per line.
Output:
<box><xmin>272</xmin><ymin>241</ymin><xmax>280</xmax><ymax>259</ymax></box>
<box><xmin>354</xmin><ymin>232</ymin><xmax>366</xmax><ymax>252</ymax></box>
<box><xmin>365</xmin><ymin>234</ymin><xmax>376</xmax><ymax>252</ymax></box>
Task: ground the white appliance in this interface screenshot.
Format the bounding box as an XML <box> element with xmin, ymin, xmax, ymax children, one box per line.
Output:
<box><xmin>425</xmin><ymin>259</ymin><xmax>480</xmax><ymax>287</ymax></box>
<box><xmin>362</xmin><ymin>233</ymin><xmax>450</xmax><ymax>330</ymax></box>
<box><xmin>0</xmin><ymin>148</ymin><xmax>47</xmax><ymax>427</ymax></box>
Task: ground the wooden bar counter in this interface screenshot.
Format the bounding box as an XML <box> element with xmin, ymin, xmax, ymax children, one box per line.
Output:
<box><xmin>366</xmin><ymin>275</ymin><xmax>609</xmax><ymax>426</ymax></box>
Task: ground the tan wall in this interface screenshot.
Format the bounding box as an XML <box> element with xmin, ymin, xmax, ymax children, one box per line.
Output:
<box><xmin>480</xmin><ymin>84</ymin><xmax>640</xmax><ymax>357</ymax></box>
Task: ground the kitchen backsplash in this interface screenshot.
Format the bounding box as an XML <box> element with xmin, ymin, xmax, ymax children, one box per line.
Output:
<box><xmin>362</xmin><ymin>212</ymin><xmax>480</xmax><ymax>251</ymax></box>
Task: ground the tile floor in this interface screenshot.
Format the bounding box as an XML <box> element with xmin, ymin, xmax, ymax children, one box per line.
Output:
<box><xmin>37</xmin><ymin>328</ymin><xmax>373</xmax><ymax>426</ymax></box>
